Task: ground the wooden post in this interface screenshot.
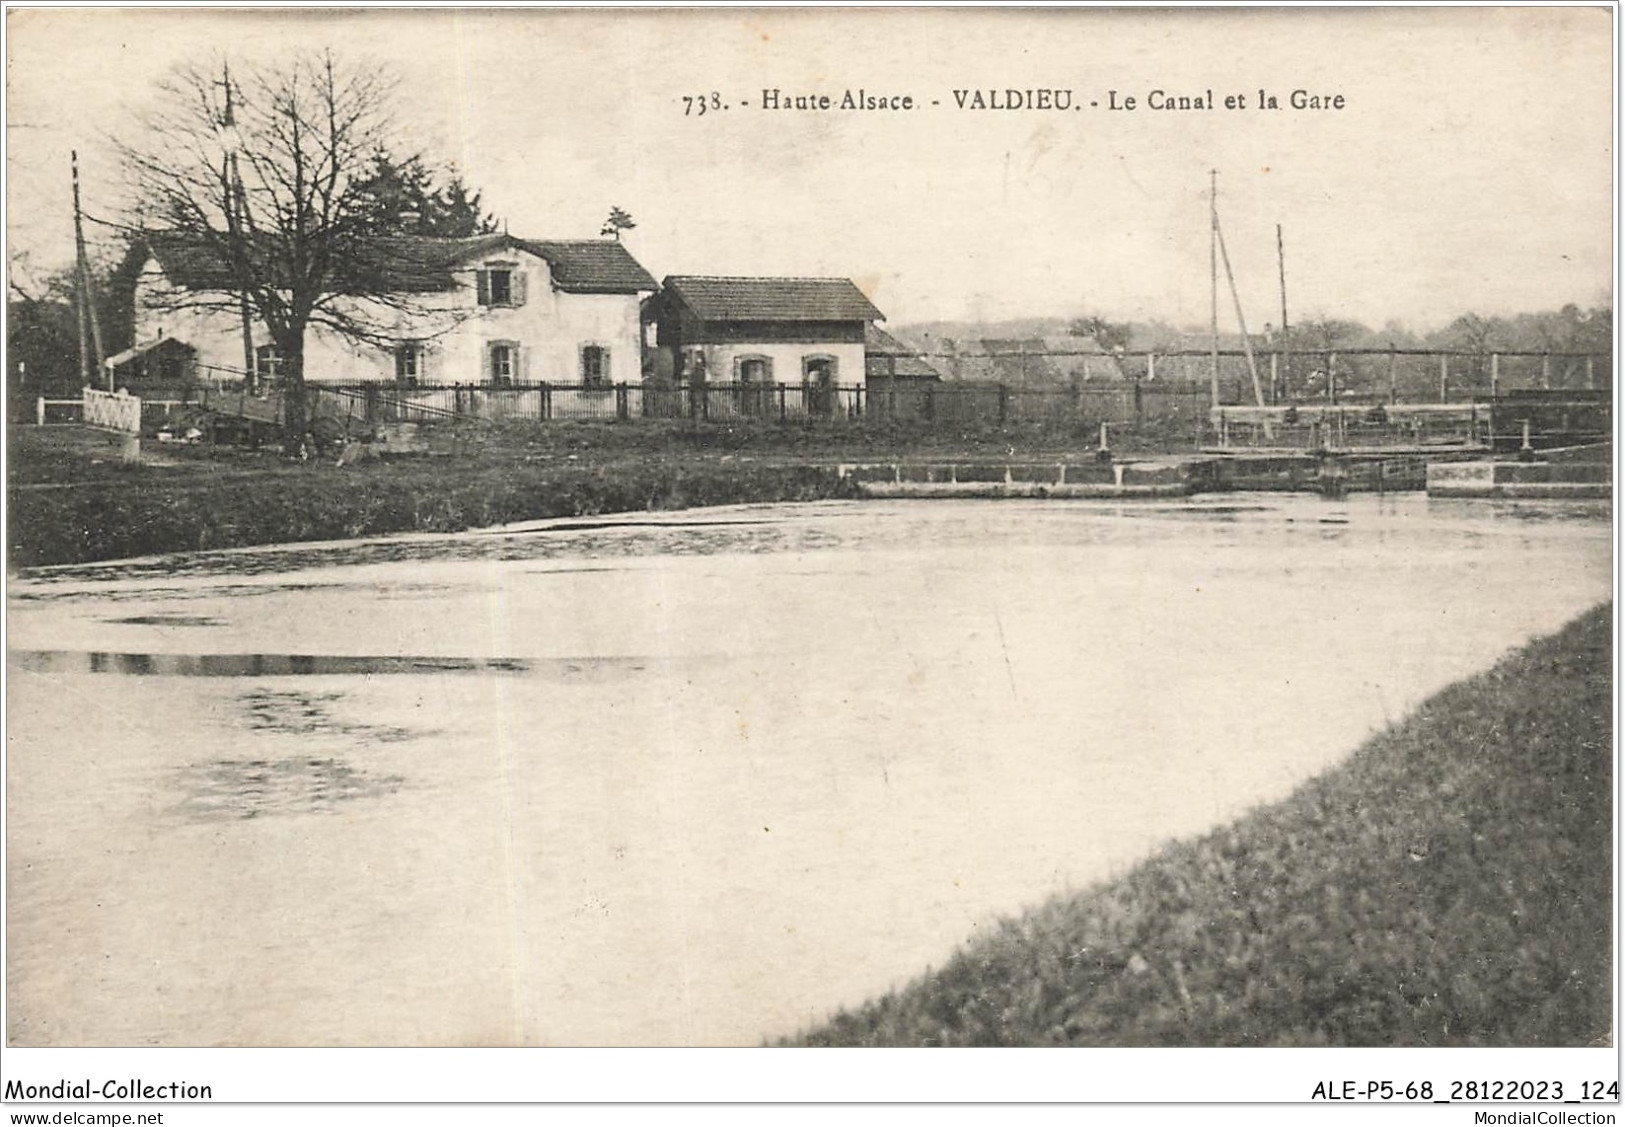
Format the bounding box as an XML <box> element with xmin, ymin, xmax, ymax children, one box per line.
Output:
<box><xmin>1328</xmin><ymin>353</ymin><xmax>1338</xmax><ymax>406</ymax></box>
<box><xmin>1491</xmin><ymin>352</ymin><xmax>1500</xmax><ymax>398</ymax></box>
<box><xmin>615</xmin><ymin>382</ymin><xmax>629</xmax><ymax>421</ymax></box>
<box><xmin>1388</xmin><ymin>347</ymin><xmax>1398</xmax><ymax>404</ymax></box>
<box><xmin>1541</xmin><ymin>352</ymin><xmax>1551</xmax><ymax>390</ymax></box>
<box><xmin>1270</xmin><ymin>351</ymin><xmax>1279</xmax><ymax>404</ymax></box>
<box><xmin>1439</xmin><ymin>355</ymin><xmax>1448</xmax><ymax>403</ymax></box>
<box><xmin>1146</xmin><ymin>351</ymin><xmax>1156</xmax><ymax>382</ymax></box>
<box><xmin>778</xmin><ymin>384</ymin><xmax>787</xmax><ymax>423</ymax></box>
<box><xmin>36</xmin><ymin>397</ymin><xmax>44</xmax><ymax>426</ymax></box>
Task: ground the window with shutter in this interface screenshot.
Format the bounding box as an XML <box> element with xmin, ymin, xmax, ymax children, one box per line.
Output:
<box><xmin>477</xmin><ymin>264</ymin><xmax>517</xmax><ymax>307</ymax></box>
<box><xmin>488</xmin><ymin>268</ymin><xmax>512</xmax><ymax>306</ymax></box>
<box><xmin>581</xmin><ymin>344</ymin><xmax>609</xmax><ymax>388</ymax></box>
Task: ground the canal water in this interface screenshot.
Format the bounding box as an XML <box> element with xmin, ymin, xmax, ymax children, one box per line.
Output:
<box><xmin>6</xmin><ymin>495</ymin><xmax>1611</xmax><ymax>1046</ymax></box>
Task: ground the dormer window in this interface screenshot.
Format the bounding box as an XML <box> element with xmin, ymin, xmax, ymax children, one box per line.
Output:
<box><xmin>476</xmin><ymin>262</ymin><xmax>525</xmax><ymax>308</ymax></box>
<box><xmin>488</xmin><ymin>268</ymin><xmax>512</xmax><ymax>305</ymax></box>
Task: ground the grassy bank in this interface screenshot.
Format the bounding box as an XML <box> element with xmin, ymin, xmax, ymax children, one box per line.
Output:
<box><xmin>792</xmin><ymin>604</ymin><xmax>1614</xmax><ymax>1047</ymax></box>
<box><xmin>9</xmin><ymin>418</ymin><xmax>1200</xmax><ymax>568</ymax></box>
<box><xmin>7</xmin><ymin>426</ymin><xmax>860</xmax><ymax>568</ymax></box>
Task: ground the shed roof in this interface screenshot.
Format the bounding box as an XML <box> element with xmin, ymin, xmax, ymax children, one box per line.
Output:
<box><xmin>664</xmin><ymin>275</ymin><xmax>883</xmax><ymax>323</ymax></box>
<box><xmin>104</xmin><ymin>335</ymin><xmax>196</xmax><ymax>370</ymax></box>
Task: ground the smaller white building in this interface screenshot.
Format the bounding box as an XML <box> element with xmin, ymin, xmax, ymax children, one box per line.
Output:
<box><xmin>127</xmin><ymin>233</ymin><xmax>657</xmax><ymax>387</ymax></box>
<box><xmin>648</xmin><ymin>276</ymin><xmax>883</xmax><ymax>408</ymax></box>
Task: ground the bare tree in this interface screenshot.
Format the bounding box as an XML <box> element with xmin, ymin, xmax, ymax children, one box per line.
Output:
<box><xmin>118</xmin><ymin>51</ymin><xmax>460</xmax><ymax>453</ymax></box>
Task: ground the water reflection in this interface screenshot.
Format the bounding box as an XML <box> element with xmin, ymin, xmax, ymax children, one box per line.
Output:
<box><xmin>175</xmin><ymin>756</ymin><xmax>406</xmax><ymax>822</ymax></box>
<box><xmin>5</xmin><ymin>494</ymin><xmax>1611</xmax><ymax>1047</ymax></box>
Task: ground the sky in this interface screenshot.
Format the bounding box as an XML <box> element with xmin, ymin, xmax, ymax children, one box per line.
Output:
<box><xmin>4</xmin><ymin>6</ymin><xmax>1615</xmax><ymax>332</ymax></box>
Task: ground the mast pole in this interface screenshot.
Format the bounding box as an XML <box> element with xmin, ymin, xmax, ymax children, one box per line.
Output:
<box><xmin>1209</xmin><ymin>169</ymin><xmax>1221</xmax><ymax>407</ymax></box>
<box><xmin>1277</xmin><ymin>224</ymin><xmax>1289</xmax><ymax>404</ymax></box>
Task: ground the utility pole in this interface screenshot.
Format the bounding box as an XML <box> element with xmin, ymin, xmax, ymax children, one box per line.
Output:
<box><xmin>72</xmin><ymin>150</ymin><xmax>106</xmax><ymax>389</ymax></box>
<box><xmin>1277</xmin><ymin>224</ymin><xmax>1289</xmax><ymax>403</ymax></box>
<box><xmin>1209</xmin><ymin>170</ymin><xmax>1221</xmax><ymax>408</ymax></box>
<box><xmin>219</xmin><ymin>63</ymin><xmax>258</xmax><ymax>392</ymax></box>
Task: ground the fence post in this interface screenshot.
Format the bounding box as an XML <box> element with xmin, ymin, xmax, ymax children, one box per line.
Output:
<box><xmin>1328</xmin><ymin>352</ymin><xmax>1338</xmax><ymax>406</ymax></box>
<box><xmin>616</xmin><ymin>382</ymin><xmax>629</xmax><ymax>421</ymax></box>
<box><xmin>1491</xmin><ymin>352</ymin><xmax>1500</xmax><ymax>397</ymax></box>
<box><xmin>1541</xmin><ymin>352</ymin><xmax>1551</xmax><ymax>390</ymax></box>
<box><xmin>1388</xmin><ymin>347</ymin><xmax>1398</xmax><ymax>404</ymax></box>
<box><xmin>1270</xmin><ymin>352</ymin><xmax>1279</xmax><ymax>404</ymax></box>
<box><xmin>1146</xmin><ymin>351</ymin><xmax>1157</xmax><ymax>382</ymax></box>
<box><xmin>778</xmin><ymin>384</ymin><xmax>787</xmax><ymax>423</ymax></box>
<box><xmin>1439</xmin><ymin>355</ymin><xmax>1448</xmax><ymax>403</ymax></box>
<box><xmin>1586</xmin><ymin>356</ymin><xmax>1595</xmax><ymax>390</ymax></box>
<box><xmin>36</xmin><ymin>396</ymin><xmax>44</xmax><ymax>426</ymax></box>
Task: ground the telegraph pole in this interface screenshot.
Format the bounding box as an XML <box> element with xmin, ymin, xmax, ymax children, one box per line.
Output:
<box><xmin>72</xmin><ymin>150</ymin><xmax>107</xmax><ymax>388</ymax></box>
<box><xmin>1277</xmin><ymin>224</ymin><xmax>1290</xmax><ymax>403</ymax></box>
<box><xmin>220</xmin><ymin>63</ymin><xmax>258</xmax><ymax>392</ymax></box>
<box><xmin>1209</xmin><ymin>170</ymin><xmax>1221</xmax><ymax>407</ymax></box>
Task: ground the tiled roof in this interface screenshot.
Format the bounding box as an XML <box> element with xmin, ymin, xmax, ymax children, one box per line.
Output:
<box><xmin>518</xmin><ymin>240</ymin><xmax>657</xmax><ymax>293</ymax></box>
<box><xmin>664</xmin><ymin>275</ymin><xmax>883</xmax><ymax>323</ymax></box>
<box><xmin>144</xmin><ymin>232</ymin><xmax>655</xmax><ymax>295</ymax></box>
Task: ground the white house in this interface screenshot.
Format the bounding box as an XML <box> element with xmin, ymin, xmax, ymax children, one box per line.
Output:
<box><xmin>124</xmin><ymin>233</ymin><xmax>657</xmax><ymax>388</ymax></box>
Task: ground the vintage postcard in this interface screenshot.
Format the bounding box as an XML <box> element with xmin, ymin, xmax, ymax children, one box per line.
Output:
<box><xmin>2</xmin><ymin>4</ymin><xmax>1614</xmax><ymax>1114</ymax></box>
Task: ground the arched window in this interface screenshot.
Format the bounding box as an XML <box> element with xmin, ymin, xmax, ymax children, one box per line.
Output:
<box><xmin>488</xmin><ymin>340</ymin><xmax>519</xmax><ymax>386</ymax></box>
<box><xmin>802</xmin><ymin>355</ymin><xmax>837</xmax><ymax>417</ymax></box>
<box><xmin>737</xmin><ymin>355</ymin><xmax>772</xmax><ymax>384</ymax></box>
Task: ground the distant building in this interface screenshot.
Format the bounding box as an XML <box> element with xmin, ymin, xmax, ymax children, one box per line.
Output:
<box><xmin>937</xmin><ymin>336</ymin><xmax>1124</xmax><ymax>385</ymax></box>
<box><xmin>864</xmin><ymin>324</ymin><xmax>941</xmax><ymax>382</ymax></box>
<box><xmin>122</xmin><ymin>232</ymin><xmax>656</xmax><ymax>387</ymax></box>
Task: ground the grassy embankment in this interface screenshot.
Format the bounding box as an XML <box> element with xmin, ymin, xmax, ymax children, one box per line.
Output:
<box><xmin>7</xmin><ymin>418</ymin><xmax>1196</xmax><ymax>568</ymax></box>
<box><xmin>792</xmin><ymin>605</ymin><xmax>1614</xmax><ymax>1047</ymax></box>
